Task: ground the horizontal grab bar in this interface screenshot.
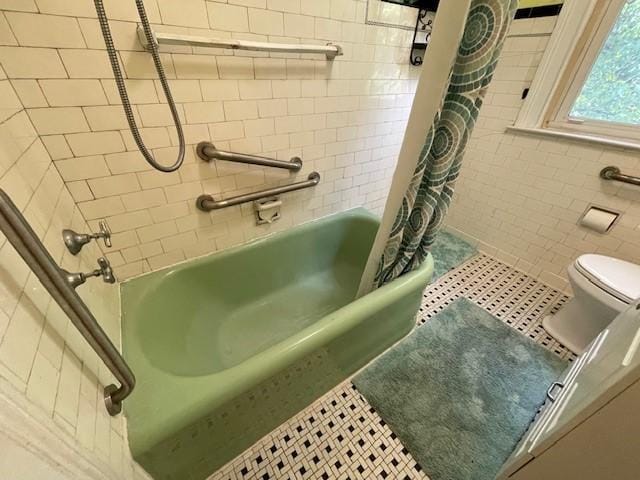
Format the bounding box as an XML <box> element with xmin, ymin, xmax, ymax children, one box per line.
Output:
<box><xmin>197</xmin><ymin>141</ymin><xmax>302</xmax><ymax>172</ymax></box>
<box><xmin>137</xmin><ymin>26</ymin><xmax>343</xmax><ymax>59</ymax></box>
<box><xmin>0</xmin><ymin>190</ymin><xmax>134</xmax><ymax>416</ymax></box>
<box><xmin>600</xmin><ymin>166</ymin><xmax>640</xmax><ymax>187</ymax></box>
<box><xmin>197</xmin><ymin>172</ymin><xmax>320</xmax><ymax>211</ymax></box>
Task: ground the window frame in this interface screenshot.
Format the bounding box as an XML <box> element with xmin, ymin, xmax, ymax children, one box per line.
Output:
<box><xmin>509</xmin><ymin>0</ymin><xmax>640</xmax><ymax>150</ymax></box>
<box><xmin>546</xmin><ymin>0</ymin><xmax>640</xmax><ymax>141</ymax></box>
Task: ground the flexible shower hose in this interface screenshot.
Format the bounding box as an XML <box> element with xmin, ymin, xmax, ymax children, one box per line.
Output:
<box><xmin>93</xmin><ymin>0</ymin><xmax>185</xmax><ymax>172</ymax></box>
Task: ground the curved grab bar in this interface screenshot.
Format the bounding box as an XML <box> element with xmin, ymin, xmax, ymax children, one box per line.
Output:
<box><xmin>0</xmin><ymin>190</ymin><xmax>134</xmax><ymax>416</ymax></box>
<box><xmin>197</xmin><ymin>172</ymin><xmax>320</xmax><ymax>211</ymax></box>
<box><xmin>197</xmin><ymin>142</ymin><xmax>302</xmax><ymax>172</ymax></box>
<box><xmin>600</xmin><ymin>166</ymin><xmax>640</xmax><ymax>187</ymax></box>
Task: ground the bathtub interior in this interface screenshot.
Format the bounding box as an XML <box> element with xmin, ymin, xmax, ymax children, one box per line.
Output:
<box><xmin>123</xmin><ymin>209</ymin><xmax>379</xmax><ymax>377</ymax></box>
<box><xmin>120</xmin><ymin>208</ymin><xmax>433</xmax><ymax>479</ymax></box>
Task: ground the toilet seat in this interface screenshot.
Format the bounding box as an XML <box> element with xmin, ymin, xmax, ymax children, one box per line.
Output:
<box><xmin>574</xmin><ymin>254</ymin><xmax>640</xmax><ymax>304</ymax></box>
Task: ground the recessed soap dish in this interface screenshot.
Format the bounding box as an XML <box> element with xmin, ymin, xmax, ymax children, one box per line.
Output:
<box><xmin>254</xmin><ymin>196</ymin><xmax>282</xmax><ymax>225</ymax></box>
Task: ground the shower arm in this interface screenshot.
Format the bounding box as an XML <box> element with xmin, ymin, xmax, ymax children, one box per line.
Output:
<box><xmin>93</xmin><ymin>0</ymin><xmax>184</xmax><ymax>173</ymax></box>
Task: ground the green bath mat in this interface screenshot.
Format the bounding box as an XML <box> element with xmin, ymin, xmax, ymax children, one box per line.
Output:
<box><xmin>353</xmin><ymin>298</ymin><xmax>567</xmax><ymax>480</ymax></box>
<box><xmin>430</xmin><ymin>231</ymin><xmax>477</xmax><ymax>279</ymax></box>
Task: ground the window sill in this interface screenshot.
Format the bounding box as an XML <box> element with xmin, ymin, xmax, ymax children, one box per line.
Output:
<box><xmin>505</xmin><ymin>126</ymin><xmax>640</xmax><ymax>152</ymax></box>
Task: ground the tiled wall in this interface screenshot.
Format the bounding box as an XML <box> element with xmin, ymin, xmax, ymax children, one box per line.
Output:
<box><xmin>365</xmin><ymin>0</ymin><xmax>417</xmax><ymax>28</ymax></box>
<box><xmin>0</xmin><ymin>72</ymin><xmax>147</xmax><ymax>478</ymax></box>
<box><xmin>446</xmin><ymin>16</ymin><xmax>640</xmax><ymax>291</ymax></box>
<box><xmin>0</xmin><ymin>0</ymin><xmax>418</xmax><ymax>279</ymax></box>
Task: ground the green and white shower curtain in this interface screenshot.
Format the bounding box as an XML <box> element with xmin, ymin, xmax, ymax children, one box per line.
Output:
<box><xmin>374</xmin><ymin>0</ymin><xmax>517</xmax><ymax>287</ymax></box>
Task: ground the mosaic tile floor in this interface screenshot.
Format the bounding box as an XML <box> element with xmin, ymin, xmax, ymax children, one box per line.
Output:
<box><xmin>208</xmin><ymin>253</ymin><xmax>576</xmax><ymax>480</ymax></box>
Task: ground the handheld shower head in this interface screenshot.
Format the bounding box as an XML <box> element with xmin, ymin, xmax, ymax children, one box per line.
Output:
<box><xmin>93</xmin><ymin>0</ymin><xmax>185</xmax><ymax>173</ymax></box>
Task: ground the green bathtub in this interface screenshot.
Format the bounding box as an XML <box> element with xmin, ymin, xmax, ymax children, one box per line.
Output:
<box><xmin>121</xmin><ymin>208</ymin><xmax>433</xmax><ymax>479</ymax></box>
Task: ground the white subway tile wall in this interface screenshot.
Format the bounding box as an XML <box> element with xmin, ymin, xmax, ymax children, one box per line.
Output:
<box><xmin>0</xmin><ymin>73</ymin><xmax>148</xmax><ymax>479</ymax></box>
<box><xmin>4</xmin><ymin>5</ymin><xmax>636</xmax><ymax>479</ymax></box>
<box><xmin>0</xmin><ymin>0</ymin><xmax>418</xmax><ymax>280</ymax></box>
<box><xmin>447</xmin><ymin>16</ymin><xmax>640</xmax><ymax>291</ymax></box>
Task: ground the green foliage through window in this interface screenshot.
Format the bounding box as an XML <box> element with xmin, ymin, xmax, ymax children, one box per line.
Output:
<box><xmin>571</xmin><ymin>0</ymin><xmax>640</xmax><ymax>125</ymax></box>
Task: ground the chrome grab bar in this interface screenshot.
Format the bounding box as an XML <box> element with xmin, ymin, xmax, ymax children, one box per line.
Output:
<box><xmin>600</xmin><ymin>166</ymin><xmax>640</xmax><ymax>187</ymax></box>
<box><xmin>0</xmin><ymin>190</ymin><xmax>134</xmax><ymax>416</ymax></box>
<box><xmin>138</xmin><ymin>26</ymin><xmax>343</xmax><ymax>60</ymax></box>
<box><xmin>197</xmin><ymin>142</ymin><xmax>302</xmax><ymax>172</ymax></box>
<box><xmin>197</xmin><ymin>172</ymin><xmax>320</xmax><ymax>211</ymax></box>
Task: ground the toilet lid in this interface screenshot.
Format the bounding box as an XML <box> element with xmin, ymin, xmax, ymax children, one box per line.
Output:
<box><xmin>575</xmin><ymin>254</ymin><xmax>640</xmax><ymax>304</ymax></box>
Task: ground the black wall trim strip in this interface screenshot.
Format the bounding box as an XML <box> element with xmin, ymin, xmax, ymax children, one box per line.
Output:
<box><xmin>515</xmin><ymin>3</ymin><xmax>563</xmax><ymax>19</ymax></box>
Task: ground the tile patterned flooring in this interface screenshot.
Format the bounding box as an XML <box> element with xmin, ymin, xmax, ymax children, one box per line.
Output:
<box><xmin>209</xmin><ymin>253</ymin><xmax>576</xmax><ymax>480</ymax></box>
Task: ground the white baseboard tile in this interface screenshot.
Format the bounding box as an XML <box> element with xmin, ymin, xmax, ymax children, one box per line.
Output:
<box><xmin>0</xmin><ymin>375</ymin><xmax>149</xmax><ymax>480</ymax></box>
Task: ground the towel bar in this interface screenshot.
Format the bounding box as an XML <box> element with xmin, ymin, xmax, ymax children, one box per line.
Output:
<box><xmin>138</xmin><ymin>26</ymin><xmax>342</xmax><ymax>59</ymax></box>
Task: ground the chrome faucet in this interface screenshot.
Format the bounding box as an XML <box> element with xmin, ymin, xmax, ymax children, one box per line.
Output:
<box><xmin>63</xmin><ymin>257</ymin><xmax>116</xmax><ymax>289</ymax></box>
<box><xmin>62</xmin><ymin>220</ymin><xmax>112</xmax><ymax>255</ymax></box>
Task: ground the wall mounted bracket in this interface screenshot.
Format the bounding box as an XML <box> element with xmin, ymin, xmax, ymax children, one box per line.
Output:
<box><xmin>410</xmin><ymin>8</ymin><xmax>434</xmax><ymax>66</ymax></box>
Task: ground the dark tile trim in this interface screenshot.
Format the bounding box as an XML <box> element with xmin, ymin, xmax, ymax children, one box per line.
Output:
<box><xmin>515</xmin><ymin>3</ymin><xmax>563</xmax><ymax>19</ymax></box>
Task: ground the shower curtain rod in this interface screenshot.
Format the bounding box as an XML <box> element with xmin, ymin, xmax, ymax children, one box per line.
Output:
<box><xmin>137</xmin><ymin>25</ymin><xmax>343</xmax><ymax>59</ymax></box>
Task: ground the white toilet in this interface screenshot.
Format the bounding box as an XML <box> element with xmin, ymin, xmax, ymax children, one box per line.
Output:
<box><xmin>543</xmin><ymin>254</ymin><xmax>640</xmax><ymax>354</ymax></box>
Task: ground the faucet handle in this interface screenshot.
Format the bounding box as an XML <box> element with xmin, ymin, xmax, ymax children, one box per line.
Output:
<box><xmin>97</xmin><ymin>257</ymin><xmax>116</xmax><ymax>284</ymax></box>
<box><xmin>98</xmin><ymin>220</ymin><xmax>112</xmax><ymax>248</ymax></box>
<box><xmin>63</xmin><ymin>257</ymin><xmax>117</xmax><ymax>289</ymax></box>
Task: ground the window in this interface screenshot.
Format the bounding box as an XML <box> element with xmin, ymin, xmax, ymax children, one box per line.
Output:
<box><xmin>547</xmin><ymin>0</ymin><xmax>640</xmax><ymax>140</ymax></box>
<box><xmin>569</xmin><ymin>0</ymin><xmax>639</xmax><ymax>124</ymax></box>
<box><xmin>512</xmin><ymin>0</ymin><xmax>640</xmax><ymax>148</ymax></box>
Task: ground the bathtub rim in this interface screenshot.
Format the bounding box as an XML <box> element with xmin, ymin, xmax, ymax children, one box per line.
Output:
<box><xmin>121</xmin><ymin>209</ymin><xmax>434</xmax><ymax>456</ymax></box>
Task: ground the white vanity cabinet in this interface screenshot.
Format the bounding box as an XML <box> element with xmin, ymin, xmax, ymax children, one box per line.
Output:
<box><xmin>497</xmin><ymin>301</ymin><xmax>640</xmax><ymax>480</ymax></box>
